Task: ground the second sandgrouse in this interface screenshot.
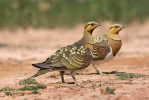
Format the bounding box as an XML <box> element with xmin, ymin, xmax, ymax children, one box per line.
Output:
<box><xmin>92</xmin><ymin>24</ymin><xmax>124</xmax><ymax>75</ymax></box>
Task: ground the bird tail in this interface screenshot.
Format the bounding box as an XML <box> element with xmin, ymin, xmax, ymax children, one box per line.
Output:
<box><xmin>27</xmin><ymin>68</ymin><xmax>51</xmax><ymax>79</ymax></box>
<box><xmin>32</xmin><ymin>62</ymin><xmax>51</xmax><ymax>69</ymax></box>
<box><xmin>32</xmin><ymin>58</ymin><xmax>51</xmax><ymax>69</ymax></box>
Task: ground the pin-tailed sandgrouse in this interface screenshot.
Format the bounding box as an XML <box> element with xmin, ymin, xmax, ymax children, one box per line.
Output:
<box><xmin>92</xmin><ymin>24</ymin><xmax>124</xmax><ymax>75</ymax></box>
<box><xmin>28</xmin><ymin>22</ymin><xmax>100</xmax><ymax>84</ymax></box>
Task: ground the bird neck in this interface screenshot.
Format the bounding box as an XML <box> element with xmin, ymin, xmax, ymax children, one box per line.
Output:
<box><xmin>79</xmin><ymin>30</ymin><xmax>94</xmax><ymax>44</ymax></box>
<box><xmin>77</xmin><ymin>30</ymin><xmax>94</xmax><ymax>52</ymax></box>
<box><xmin>107</xmin><ymin>31</ymin><xmax>122</xmax><ymax>56</ymax></box>
<box><xmin>107</xmin><ymin>32</ymin><xmax>121</xmax><ymax>41</ymax></box>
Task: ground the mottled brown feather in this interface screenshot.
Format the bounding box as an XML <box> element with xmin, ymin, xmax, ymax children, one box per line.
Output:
<box><xmin>93</xmin><ymin>35</ymin><xmax>111</xmax><ymax>60</ymax></box>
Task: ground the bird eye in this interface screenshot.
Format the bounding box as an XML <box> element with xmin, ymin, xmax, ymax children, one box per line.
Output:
<box><xmin>90</xmin><ymin>23</ymin><xmax>95</xmax><ymax>26</ymax></box>
<box><xmin>115</xmin><ymin>26</ymin><xmax>119</xmax><ymax>28</ymax></box>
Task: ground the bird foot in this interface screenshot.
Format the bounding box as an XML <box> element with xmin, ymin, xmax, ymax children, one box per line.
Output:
<box><xmin>96</xmin><ymin>70</ymin><xmax>103</xmax><ymax>75</ymax></box>
<box><xmin>93</xmin><ymin>65</ymin><xmax>103</xmax><ymax>75</ymax></box>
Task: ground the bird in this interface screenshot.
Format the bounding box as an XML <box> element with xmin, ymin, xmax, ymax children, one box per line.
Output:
<box><xmin>28</xmin><ymin>21</ymin><xmax>100</xmax><ymax>84</ymax></box>
<box><xmin>92</xmin><ymin>24</ymin><xmax>124</xmax><ymax>75</ymax></box>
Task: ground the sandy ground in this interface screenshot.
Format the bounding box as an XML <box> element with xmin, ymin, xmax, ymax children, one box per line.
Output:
<box><xmin>0</xmin><ymin>21</ymin><xmax>149</xmax><ymax>100</ymax></box>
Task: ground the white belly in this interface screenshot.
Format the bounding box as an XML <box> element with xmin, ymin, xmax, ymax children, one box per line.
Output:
<box><xmin>92</xmin><ymin>45</ymin><xmax>114</xmax><ymax>65</ymax></box>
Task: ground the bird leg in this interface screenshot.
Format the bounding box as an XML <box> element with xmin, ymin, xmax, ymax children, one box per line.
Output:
<box><xmin>71</xmin><ymin>70</ymin><xmax>81</xmax><ymax>84</ymax></box>
<box><xmin>93</xmin><ymin>65</ymin><xmax>103</xmax><ymax>75</ymax></box>
<box><xmin>60</xmin><ymin>71</ymin><xmax>65</xmax><ymax>83</ymax></box>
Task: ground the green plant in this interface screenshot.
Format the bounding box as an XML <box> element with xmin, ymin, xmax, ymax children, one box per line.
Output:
<box><xmin>0</xmin><ymin>80</ymin><xmax>46</xmax><ymax>96</ymax></box>
<box><xmin>32</xmin><ymin>90</ymin><xmax>39</xmax><ymax>94</ymax></box>
<box><xmin>19</xmin><ymin>84</ymin><xmax>46</xmax><ymax>91</ymax></box>
<box><xmin>36</xmin><ymin>84</ymin><xmax>47</xmax><ymax>89</ymax></box>
<box><xmin>106</xmin><ymin>87</ymin><xmax>116</xmax><ymax>95</ymax></box>
<box><xmin>19</xmin><ymin>79</ymin><xmax>38</xmax><ymax>85</ymax></box>
<box><xmin>116</xmin><ymin>73</ymin><xmax>143</xmax><ymax>80</ymax></box>
<box><xmin>5</xmin><ymin>91</ymin><xmax>12</xmax><ymax>96</ymax></box>
<box><xmin>0</xmin><ymin>87</ymin><xmax>15</xmax><ymax>92</ymax></box>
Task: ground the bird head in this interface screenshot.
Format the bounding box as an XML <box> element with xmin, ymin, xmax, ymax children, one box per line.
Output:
<box><xmin>84</xmin><ymin>21</ymin><xmax>100</xmax><ymax>33</ymax></box>
<box><xmin>109</xmin><ymin>24</ymin><xmax>124</xmax><ymax>34</ymax></box>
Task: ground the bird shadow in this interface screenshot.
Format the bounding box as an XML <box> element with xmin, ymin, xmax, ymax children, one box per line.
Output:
<box><xmin>83</xmin><ymin>71</ymin><xmax>125</xmax><ymax>75</ymax></box>
<box><xmin>66</xmin><ymin>82</ymin><xmax>75</xmax><ymax>84</ymax></box>
<box><xmin>64</xmin><ymin>71</ymin><xmax>125</xmax><ymax>76</ymax></box>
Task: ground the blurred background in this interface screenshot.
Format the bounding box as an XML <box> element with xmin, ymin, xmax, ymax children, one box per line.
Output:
<box><xmin>0</xmin><ymin>0</ymin><xmax>149</xmax><ymax>29</ymax></box>
<box><xmin>0</xmin><ymin>0</ymin><xmax>149</xmax><ymax>62</ymax></box>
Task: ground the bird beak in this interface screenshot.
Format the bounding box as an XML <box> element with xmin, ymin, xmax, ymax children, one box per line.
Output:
<box><xmin>96</xmin><ymin>23</ymin><xmax>100</xmax><ymax>27</ymax></box>
<box><xmin>121</xmin><ymin>25</ymin><xmax>125</xmax><ymax>29</ymax></box>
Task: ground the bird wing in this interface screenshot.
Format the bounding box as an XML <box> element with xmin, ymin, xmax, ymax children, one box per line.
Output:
<box><xmin>93</xmin><ymin>35</ymin><xmax>111</xmax><ymax>60</ymax></box>
<box><xmin>33</xmin><ymin>44</ymin><xmax>93</xmax><ymax>70</ymax></box>
<box><xmin>60</xmin><ymin>44</ymin><xmax>93</xmax><ymax>70</ymax></box>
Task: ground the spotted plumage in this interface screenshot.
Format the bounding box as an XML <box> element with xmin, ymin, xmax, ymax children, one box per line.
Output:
<box><xmin>93</xmin><ymin>35</ymin><xmax>110</xmax><ymax>60</ymax></box>
<box><xmin>28</xmin><ymin>21</ymin><xmax>100</xmax><ymax>84</ymax></box>
<box><xmin>92</xmin><ymin>24</ymin><xmax>124</xmax><ymax>75</ymax></box>
<box><xmin>49</xmin><ymin>44</ymin><xmax>93</xmax><ymax>70</ymax></box>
